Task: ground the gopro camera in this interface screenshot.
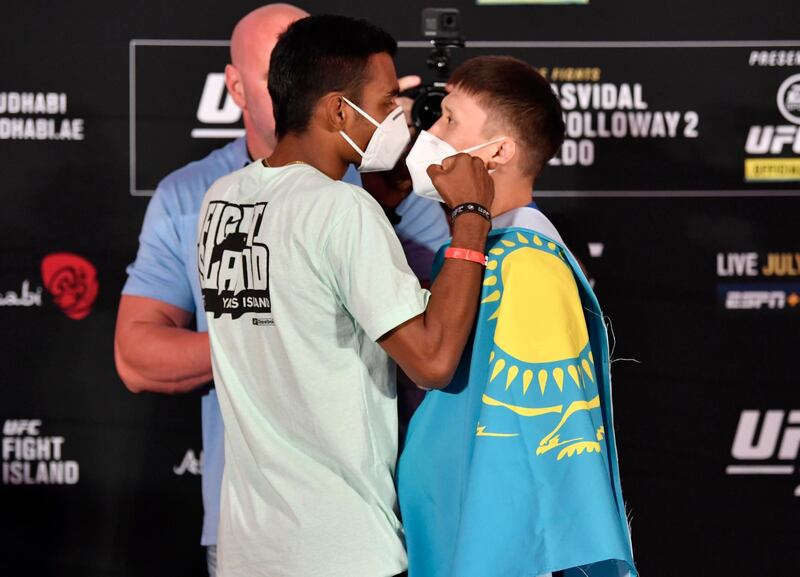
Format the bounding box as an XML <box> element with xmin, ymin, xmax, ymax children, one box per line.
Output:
<box><xmin>422</xmin><ymin>8</ymin><xmax>461</xmax><ymax>40</ymax></box>
<box><xmin>405</xmin><ymin>8</ymin><xmax>465</xmax><ymax>131</ymax></box>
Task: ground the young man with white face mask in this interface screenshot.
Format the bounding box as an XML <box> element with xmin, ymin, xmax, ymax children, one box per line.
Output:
<box><xmin>398</xmin><ymin>56</ymin><xmax>637</xmax><ymax>577</ymax></box>
<box><xmin>197</xmin><ymin>16</ymin><xmax>495</xmax><ymax>577</ymax></box>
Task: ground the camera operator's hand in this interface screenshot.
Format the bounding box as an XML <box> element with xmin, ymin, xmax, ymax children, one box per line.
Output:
<box><xmin>427</xmin><ymin>153</ymin><xmax>494</xmax><ymax>211</ymax></box>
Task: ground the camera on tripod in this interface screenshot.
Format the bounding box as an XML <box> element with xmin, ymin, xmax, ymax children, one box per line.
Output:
<box><xmin>405</xmin><ymin>8</ymin><xmax>465</xmax><ymax>131</ymax></box>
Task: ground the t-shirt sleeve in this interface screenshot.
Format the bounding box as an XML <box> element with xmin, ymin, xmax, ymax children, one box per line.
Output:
<box><xmin>121</xmin><ymin>183</ymin><xmax>195</xmax><ymax>313</ymax></box>
<box><xmin>322</xmin><ymin>196</ymin><xmax>431</xmax><ymax>342</ymax></box>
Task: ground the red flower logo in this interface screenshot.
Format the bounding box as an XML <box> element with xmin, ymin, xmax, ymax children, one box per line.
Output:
<box><xmin>41</xmin><ymin>253</ymin><xmax>99</xmax><ymax>320</ymax></box>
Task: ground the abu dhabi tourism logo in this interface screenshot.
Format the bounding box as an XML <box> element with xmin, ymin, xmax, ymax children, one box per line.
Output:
<box><xmin>0</xmin><ymin>91</ymin><xmax>85</xmax><ymax>141</ymax></box>
<box><xmin>173</xmin><ymin>449</ymin><xmax>202</xmax><ymax>476</ymax></box>
<box><xmin>0</xmin><ymin>280</ymin><xmax>43</xmax><ymax>308</ymax></box>
<box><xmin>41</xmin><ymin>253</ymin><xmax>99</xmax><ymax>320</ymax></box>
<box><xmin>1</xmin><ymin>253</ymin><xmax>98</xmax><ymax>319</ymax></box>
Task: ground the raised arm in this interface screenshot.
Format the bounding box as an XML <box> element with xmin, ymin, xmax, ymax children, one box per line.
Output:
<box><xmin>379</xmin><ymin>153</ymin><xmax>493</xmax><ymax>389</ymax></box>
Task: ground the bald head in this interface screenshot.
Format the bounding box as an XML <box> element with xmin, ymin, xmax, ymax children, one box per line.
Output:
<box><xmin>225</xmin><ymin>3</ymin><xmax>308</xmax><ymax>158</ymax></box>
<box><xmin>230</xmin><ymin>4</ymin><xmax>309</xmax><ymax>70</ymax></box>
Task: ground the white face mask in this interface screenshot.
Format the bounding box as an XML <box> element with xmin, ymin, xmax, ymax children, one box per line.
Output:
<box><xmin>339</xmin><ymin>97</ymin><xmax>411</xmax><ymax>173</ymax></box>
<box><xmin>406</xmin><ymin>130</ymin><xmax>508</xmax><ymax>201</ymax></box>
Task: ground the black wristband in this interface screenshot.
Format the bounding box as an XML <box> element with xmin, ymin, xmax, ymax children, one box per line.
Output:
<box><xmin>451</xmin><ymin>203</ymin><xmax>491</xmax><ymax>225</ymax></box>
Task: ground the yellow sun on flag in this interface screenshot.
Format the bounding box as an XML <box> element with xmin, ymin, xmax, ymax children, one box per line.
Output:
<box><xmin>480</xmin><ymin>233</ymin><xmax>590</xmax><ymax>394</ymax></box>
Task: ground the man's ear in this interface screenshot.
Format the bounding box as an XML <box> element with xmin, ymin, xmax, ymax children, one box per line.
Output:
<box><xmin>322</xmin><ymin>93</ymin><xmax>348</xmax><ymax>133</ymax></box>
<box><xmin>225</xmin><ymin>64</ymin><xmax>247</xmax><ymax>110</ymax></box>
<box><xmin>486</xmin><ymin>139</ymin><xmax>516</xmax><ymax>171</ymax></box>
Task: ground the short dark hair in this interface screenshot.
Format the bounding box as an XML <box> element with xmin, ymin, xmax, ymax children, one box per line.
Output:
<box><xmin>269</xmin><ymin>15</ymin><xmax>397</xmax><ymax>138</ymax></box>
<box><xmin>448</xmin><ymin>56</ymin><xmax>565</xmax><ymax>178</ymax></box>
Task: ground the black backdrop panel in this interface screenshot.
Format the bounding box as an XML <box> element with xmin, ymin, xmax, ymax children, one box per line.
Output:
<box><xmin>1</xmin><ymin>1</ymin><xmax>798</xmax><ymax>576</ymax></box>
<box><xmin>132</xmin><ymin>41</ymin><xmax>245</xmax><ymax>194</ymax></box>
<box><xmin>398</xmin><ymin>43</ymin><xmax>800</xmax><ymax>193</ymax></box>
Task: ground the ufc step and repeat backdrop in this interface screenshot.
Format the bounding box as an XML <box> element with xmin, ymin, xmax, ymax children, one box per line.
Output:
<box><xmin>1</xmin><ymin>0</ymin><xmax>798</xmax><ymax>575</ymax></box>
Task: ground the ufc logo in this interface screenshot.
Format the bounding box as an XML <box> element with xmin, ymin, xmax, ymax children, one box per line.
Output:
<box><xmin>196</xmin><ymin>73</ymin><xmax>241</xmax><ymax>124</ymax></box>
<box><xmin>3</xmin><ymin>420</ymin><xmax>42</xmax><ymax>436</ymax></box>
<box><xmin>731</xmin><ymin>410</ymin><xmax>800</xmax><ymax>460</ymax></box>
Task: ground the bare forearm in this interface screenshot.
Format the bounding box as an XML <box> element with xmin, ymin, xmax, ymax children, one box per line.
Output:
<box><xmin>115</xmin><ymin>324</ymin><xmax>212</xmax><ymax>394</ymax></box>
<box><xmin>379</xmin><ymin>153</ymin><xmax>495</xmax><ymax>389</ymax></box>
<box><xmin>423</xmin><ymin>215</ymin><xmax>489</xmax><ymax>377</ymax></box>
<box><xmin>387</xmin><ymin>214</ymin><xmax>490</xmax><ymax>389</ymax></box>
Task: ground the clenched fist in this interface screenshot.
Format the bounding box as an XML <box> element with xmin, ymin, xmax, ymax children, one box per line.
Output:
<box><xmin>426</xmin><ymin>153</ymin><xmax>494</xmax><ymax>211</ymax></box>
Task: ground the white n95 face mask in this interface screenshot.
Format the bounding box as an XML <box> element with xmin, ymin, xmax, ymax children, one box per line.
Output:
<box><xmin>406</xmin><ymin>130</ymin><xmax>508</xmax><ymax>202</ymax></box>
<box><xmin>339</xmin><ymin>97</ymin><xmax>411</xmax><ymax>173</ymax></box>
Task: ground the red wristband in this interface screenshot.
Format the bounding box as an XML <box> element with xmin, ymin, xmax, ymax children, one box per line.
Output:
<box><xmin>445</xmin><ymin>247</ymin><xmax>488</xmax><ymax>267</ymax></box>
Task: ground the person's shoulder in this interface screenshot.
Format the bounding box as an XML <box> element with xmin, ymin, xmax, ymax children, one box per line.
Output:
<box><xmin>155</xmin><ymin>139</ymin><xmax>247</xmax><ymax>205</ymax></box>
<box><xmin>492</xmin><ymin>207</ymin><xmax>564</xmax><ymax>246</ymax></box>
<box><xmin>293</xmin><ymin>169</ymin><xmax>380</xmax><ymax>213</ymax></box>
<box><xmin>334</xmin><ymin>178</ymin><xmax>375</xmax><ymax>203</ymax></box>
<box><xmin>204</xmin><ymin>161</ymin><xmax>257</xmax><ymax>200</ymax></box>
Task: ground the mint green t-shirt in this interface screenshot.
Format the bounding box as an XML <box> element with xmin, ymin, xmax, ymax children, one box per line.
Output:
<box><xmin>197</xmin><ymin>161</ymin><xmax>430</xmax><ymax>577</ymax></box>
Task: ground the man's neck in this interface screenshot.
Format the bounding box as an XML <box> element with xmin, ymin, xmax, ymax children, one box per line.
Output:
<box><xmin>243</xmin><ymin>118</ymin><xmax>275</xmax><ymax>161</ymax></box>
<box><xmin>266</xmin><ymin>130</ymin><xmax>350</xmax><ymax>181</ymax></box>
<box><xmin>245</xmin><ymin>136</ymin><xmax>269</xmax><ymax>161</ymax></box>
<box><xmin>490</xmin><ymin>174</ymin><xmax>535</xmax><ymax>217</ymax></box>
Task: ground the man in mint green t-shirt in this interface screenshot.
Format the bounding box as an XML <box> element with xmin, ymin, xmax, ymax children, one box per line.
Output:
<box><xmin>197</xmin><ymin>16</ymin><xmax>495</xmax><ymax>577</ymax></box>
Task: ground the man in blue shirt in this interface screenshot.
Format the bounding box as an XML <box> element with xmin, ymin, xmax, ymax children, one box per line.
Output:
<box><xmin>114</xmin><ymin>5</ymin><xmax>449</xmax><ymax>576</ymax></box>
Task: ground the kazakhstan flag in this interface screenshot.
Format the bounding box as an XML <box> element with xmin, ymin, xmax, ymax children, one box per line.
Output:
<box><xmin>397</xmin><ymin>217</ymin><xmax>636</xmax><ymax>577</ymax></box>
